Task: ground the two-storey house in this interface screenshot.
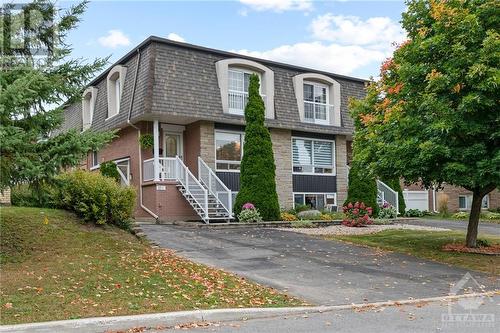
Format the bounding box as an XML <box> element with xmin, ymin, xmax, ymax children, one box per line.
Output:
<box><xmin>61</xmin><ymin>36</ymin><xmax>366</xmax><ymax>222</ymax></box>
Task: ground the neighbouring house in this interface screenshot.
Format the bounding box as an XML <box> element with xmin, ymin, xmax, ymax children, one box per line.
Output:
<box><xmin>60</xmin><ymin>36</ymin><xmax>367</xmax><ymax>222</ymax></box>
<box><xmin>402</xmin><ymin>183</ymin><xmax>499</xmax><ymax>213</ymax></box>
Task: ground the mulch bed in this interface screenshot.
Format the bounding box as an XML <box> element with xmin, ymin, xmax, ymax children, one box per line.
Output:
<box><xmin>442</xmin><ymin>243</ymin><xmax>500</xmax><ymax>255</ymax></box>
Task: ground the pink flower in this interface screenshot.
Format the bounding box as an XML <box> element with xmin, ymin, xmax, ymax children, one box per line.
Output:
<box><xmin>360</xmin><ymin>202</ymin><xmax>366</xmax><ymax>209</ymax></box>
<box><xmin>353</xmin><ymin>208</ymin><xmax>359</xmax><ymax>215</ymax></box>
<box><xmin>242</xmin><ymin>202</ymin><xmax>255</xmax><ymax>210</ymax></box>
<box><xmin>354</xmin><ymin>202</ymin><xmax>360</xmax><ymax>209</ymax></box>
<box><xmin>348</xmin><ymin>202</ymin><xmax>353</xmax><ymax>209</ymax></box>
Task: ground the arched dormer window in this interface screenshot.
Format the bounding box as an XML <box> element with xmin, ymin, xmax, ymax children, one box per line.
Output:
<box><xmin>82</xmin><ymin>87</ymin><xmax>98</xmax><ymax>131</ymax></box>
<box><xmin>292</xmin><ymin>73</ymin><xmax>341</xmax><ymax>126</ymax></box>
<box><xmin>215</xmin><ymin>58</ymin><xmax>275</xmax><ymax>119</ymax></box>
<box><xmin>106</xmin><ymin>65</ymin><xmax>127</xmax><ymax>120</ymax></box>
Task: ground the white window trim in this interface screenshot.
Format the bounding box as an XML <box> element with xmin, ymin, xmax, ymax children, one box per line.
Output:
<box><xmin>227</xmin><ymin>68</ymin><xmax>264</xmax><ymax>116</ymax></box>
<box><xmin>292</xmin><ymin>73</ymin><xmax>341</xmax><ymax>127</ymax></box>
<box><xmin>106</xmin><ymin>65</ymin><xmax>127</xmax><ymax>121</ymax></box>
<box><xmin>82</xmin><ymin>87</ymin><xmax>98</xmax><ymax>131</ymax></box>
<box><xmin>115</xmin><ymin>157</ymin><xmax>131</xmax><ymax>186</ymax></box>
<box><xmin>215</xmin><ymin>58</ymin><xmax>275</xmax><ymax>119</ymax></box>
<box><xmin>458</xmin><ymin>194</ymin><xmax>490</xmax><ymax>210</ymax></box>
<box><xmin>215</xmin><ymin>130</ymin><xmax>244</xmax><ymax>173</ymax></box>
<box><xmin>90</xmin><ymin>151</ymin><xmax>100</xmax><ymax>170</ymax></box>
<box><xmin>291</xmin><ymin>136</ymin><xmax>336</xmax><ymax>176</ymax></box>
<box><xmin>303</xmin><ymin>81</ymin><xmax>330</xmax><ymax>125</ymax></box>
<box><xmin>293</xmin><ymin>192</ymin><xmax>337</xmax><ymax>210</ymax></box>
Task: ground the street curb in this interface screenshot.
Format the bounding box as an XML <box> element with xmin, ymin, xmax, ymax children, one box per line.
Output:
<box><xmin>1</xmin><ymin>291</ymin><xmax>497</xmax><ymax>333</ymax></box>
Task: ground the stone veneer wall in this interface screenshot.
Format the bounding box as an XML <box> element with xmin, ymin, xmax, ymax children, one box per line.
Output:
<box><xmin>270</xmin><ymin>128</ymin><xmax>293</xmax><ymax>210</ymax></box>
<box><xmin>199</xmin><ymin>121</ymin><xmax>215</xmax><ymax>169</ymax></box>
<box><xmin>335</xmin><ymin>135</ymin><xmax>348</xmax><ymax>210</ymax></box>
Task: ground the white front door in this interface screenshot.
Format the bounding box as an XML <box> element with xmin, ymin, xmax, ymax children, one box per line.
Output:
<box><xmin>164</xmin><ymin>132</ymin><xmax>183</xmax><ymax>159</ymax></box>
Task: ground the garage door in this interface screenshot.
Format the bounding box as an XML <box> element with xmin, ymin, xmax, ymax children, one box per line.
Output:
<box><xmin>403</xmin><ymin>190</ymin><xmax>429</xmax><ymax>211</ymax></box>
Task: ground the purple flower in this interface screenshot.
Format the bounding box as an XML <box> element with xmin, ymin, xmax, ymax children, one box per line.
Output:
<box><xmin>242</xmin><ymin>202</ymin><xmax>255</xmax><ymax>210</ymax></box>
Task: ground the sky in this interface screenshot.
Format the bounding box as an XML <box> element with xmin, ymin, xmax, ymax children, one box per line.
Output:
<box><xmin>61</xmin><ymin>0</ymin><xmax>407</xmax><ymax>80</ymax></box>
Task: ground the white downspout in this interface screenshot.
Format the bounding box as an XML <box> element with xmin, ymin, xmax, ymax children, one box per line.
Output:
<box><xmin>153</xmin><ymin>120</ymin><xmax>160</xmax><ymax>182</ymax></box>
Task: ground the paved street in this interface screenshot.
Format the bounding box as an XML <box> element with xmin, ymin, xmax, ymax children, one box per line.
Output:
<box><xmin>141</xmin><ymin>225</ymin><xmax>499</xmax><ymax>306</ymax></box>
<box><xmin>149</xmin><ymin>296</ymin><xmax>500</xmax><ymax>333</ymax></box>
<box><xmin>401</xmin><ymin>219</ymin><xmax>500</xmax><ymax>236</ymax></box>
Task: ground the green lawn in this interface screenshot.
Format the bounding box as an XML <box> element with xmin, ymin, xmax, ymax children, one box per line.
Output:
<box><xmin>0</xmin><ymin>207</ymin><xmax>303</xmax><ymax>325</ymax></box>
<box><xmin>327</xmin><ymin>230</ymin><xmax>500</xmax><ymax>274</ymax></box>
<box><xmin>419</xmin><ymin>215</ymin><xmax>500</xmax><ymax>224</ymax></box>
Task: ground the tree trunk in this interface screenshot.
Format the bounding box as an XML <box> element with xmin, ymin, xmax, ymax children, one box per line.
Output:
<box><xmin>465</xmin><ymin>191</ymin><xmax>483</xmax><ymax>248</ymax></box>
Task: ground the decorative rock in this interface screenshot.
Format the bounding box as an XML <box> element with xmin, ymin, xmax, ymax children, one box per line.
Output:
<box><xmin>297</xmin><ymin>210</ymin><xmax>321</xmax><ymax>220</ymax></box>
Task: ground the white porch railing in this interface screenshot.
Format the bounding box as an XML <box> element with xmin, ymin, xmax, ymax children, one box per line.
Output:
<box><xmin>143</xmin><ymin>157</ymin><xmax>177</xmax><ymax>181</ymax></box>
<box><xmin>198</xmin><ymin>157</ymin><xmax>233</xmax><ymax>218</ymax></box>
<box><xmin>176</xmin><ymin>156</ymin><xmax>209</xmax><ymax>221</ymax></box>
<box><xmin>377</xmin><ymin>180</ymin><xmax>399</xmax><ymax>214</ymax></box>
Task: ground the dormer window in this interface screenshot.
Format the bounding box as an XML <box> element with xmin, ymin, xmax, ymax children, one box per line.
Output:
<box><xmin>303</xmin><ymin>82</ymin><xmax>329</xmax><ymax>125</ymax></box>
<box><xmin>293</xmin><ymin>73</ymin><xmax>341</xmax><ymax>126</ymax></box>
<box><xmin>228</xmin><ymin>68</ymin><xmax>262</xmax><ymax>115</ymax></box>
<box><xmin>82</xmin><ymin>87</ymin><xmax>98</xmax><ymax>131</ymax></box>
<box><xmin>106</xmin><ymin>65</ymin><xmax>127</xmax><ymax>120</ymax></box>
<box><xmin>215</xmin><ymin>58</ymin><xmax>275</xmax><ymax>119</ymax></box>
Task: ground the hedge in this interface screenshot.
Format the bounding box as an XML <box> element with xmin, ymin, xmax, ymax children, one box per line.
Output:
<box><xmin>54</xmin><ymin>170</ymin><xmax>136</xmax><ymax>229</ymax></box>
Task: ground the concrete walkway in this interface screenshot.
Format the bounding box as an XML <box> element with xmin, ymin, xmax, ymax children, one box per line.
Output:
<box><xmin>400</xmin><ymin>219</ymin><xmax>499</xmax><ymax>236</ymax></box>
<box><xmin>140</xmin><ymin>225</ymin><xmax>499</xmax><ymax>306</ymax></box>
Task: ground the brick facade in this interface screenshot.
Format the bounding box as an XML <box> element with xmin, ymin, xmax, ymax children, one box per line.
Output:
<box><xmin>402</xmin><ymin>182</ymin><xmax>500</xmax><ymax>213</ymax></box>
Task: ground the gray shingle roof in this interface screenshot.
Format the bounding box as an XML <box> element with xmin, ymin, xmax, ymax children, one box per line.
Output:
<box><xmin>61</xmin><ymin>36</ymin><xmax>367</xmax><ymax>135</ymax></box>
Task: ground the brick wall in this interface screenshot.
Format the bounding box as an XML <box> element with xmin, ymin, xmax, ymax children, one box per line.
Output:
<box><xmin>437</xmin><ymin>185</ymin><xmax>500</xmax><ymax>212</ymax></box>
<box><xmin>270</xmin><ymin>128</ymin><xmax>293</xmax><ymax>209</ymax></box>
<box><xmin>336</xmin><ymin>135</ymin><xmax>348</xmax><ymax>210</ymax></box>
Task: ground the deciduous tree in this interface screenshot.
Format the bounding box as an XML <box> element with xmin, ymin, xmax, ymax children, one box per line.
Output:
<box><xmin>350</xmin><ymin>0</ymin><xmax>499</xmax><ymax>247</ymax></box>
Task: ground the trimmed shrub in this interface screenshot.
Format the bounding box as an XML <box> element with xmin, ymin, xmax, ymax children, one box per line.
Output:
<box><xmin>405</xmin><ymin>209</ymin><xmax>424</xmax><ymax>217</ymax></box>
<box><xmin>344</xmin><ymin>162</ymin><xmax>379</xmax><ymax>216</ymax></box>
<box><xmin>234</xmin><ymin>74</ymin><xmax>280</xmax><ymax>221</ymax></box>
<box><xmin>297</xmin><ymin>209</ymin><xmax>321</xmax><ymax>220</ymax></box>
<box><xmin>100</xmin><ymin>161</ymin><xmax>120</xmax><ymax>182</ymax></box>
<box><xmin>381</xmin><ymin>178</ymin><xmax>406</xmax><ymax>214</ymax></box>
<box><xmin>54</xmin><ymin>170</ymin><xmax>136</xmax><ymax>229</ymax></box>
<box><xmin>452</xmin><ymin>211</ymin><xmax>469</xmax><ymax>219</ymax></box>
<box><xmin>11</xmin><ymin>183</ymin><xmax>55</xmax><ymax>208</ymax></box>
<box><xmin>342</xmin><ymin>201</ymin><xmax>373</xmax><ymax>227</ymax></box>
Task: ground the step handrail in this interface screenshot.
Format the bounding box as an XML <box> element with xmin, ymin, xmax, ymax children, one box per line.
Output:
<box><xmin>376</xmin><ymin>179</ymin><xmax>399</xmax><ymax>214</ymax></box>
<box><xmin>176</xmin><ymin>156</ymin><xmax>209</xmax><ymax>221</ymax></box>
<box><xmin>198</xmin><ymin>157</ymin><xmax>233</xmax><ymax>218</ymax></box>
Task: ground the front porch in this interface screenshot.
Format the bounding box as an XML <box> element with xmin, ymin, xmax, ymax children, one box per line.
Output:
<box><xmin>140</xmin><ymin>120</ymin><xmax>233</xmax><ymax>223</ymax></box>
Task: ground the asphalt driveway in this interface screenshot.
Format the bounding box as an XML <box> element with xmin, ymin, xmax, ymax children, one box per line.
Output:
<box><xmin>140</xmin><ymin>225</ymin><xmax>499</xmax><ymax>305</ymax></box>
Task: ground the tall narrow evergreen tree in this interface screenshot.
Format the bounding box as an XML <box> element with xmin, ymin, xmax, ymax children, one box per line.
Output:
<box><xmin>234</xmin><ymin>74</ymin><xmax>280</xmax><ymax>221</ymax></box>
<box><xmin>344</xmin><ymin>161</ymin><xmax>379</xmax><ymax>216</ymax></box>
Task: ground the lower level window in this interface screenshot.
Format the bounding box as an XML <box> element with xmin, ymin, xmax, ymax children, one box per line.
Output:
<box><xmin>115</xmin><ymin>158</ymin><xmax>130</xmax><ymax>186</ymax></box>
<box><xmin>458</xmin><ymin>194</ymin><xmax>489</xmax><ymax>210</ymax></box>
<box><xmin>215</xmin><ymin>131</ymin><xmax>243</xmax><ymax>171</ymax></box>
<box><xmin>294</xmin><ymin>193</ymin><xmax>336</xmax><ymax>211</ymax></box>
<box><xmin>91</xmin><ymin>151</ymin><xmax>99</xmax><ymax>168</ymax></box>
